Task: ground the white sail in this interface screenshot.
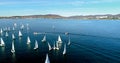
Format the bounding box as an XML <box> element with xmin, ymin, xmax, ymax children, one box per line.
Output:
<box><xmin>57</xmin><ymin>35</ymin><xmax>62</xmax><ymax>43</ymax></box>
<box><xmin>48</xmin><ymin>42</ymin><xmax>52</xmax><ymax>51</ymax></box>
<box><xmin>12</xmin><ymin>34</ymin><xmax>15</xmax><ymax>39</ymax></box>
<box><xmin>14</xmin><ymin>23</ymin><xmax>17</xmax><ymax>27</ymax></box>
<box><xmin>5</xmin><ymin>32</ymin><xmax>8</xmax><ymax>37</ymax></box>
<box><xmin>11</xmin><ymin>41</ymin><xmax>15</xmax><ymax>53</ymax></box>
<box><xmin>7</xmin><ymin>27</ymin><xmax>10</xmax><ymax>31</ymax></box>
<box><xmin>0</xmin><ymin>38</ymin><xmax>5</xmax><ymax>46</ymax></box>
<box><xmin>19</xmin><ymin>31</ymin><xmax>22</xmax><ymax>37</ymax></box>
<box><xmin>45</xmin><ymin>54</ymin><xmax>50</xmax><ymax>63</ymax></box>
<box><xmin>68</xmin><ymin>37</ymin><xmax>71</xmax><ymax>45</ymax></box>
<box><xmin>0</xmin><ymin>28</ymin><xmax>3</xmax><ymax>33</ymax></box>
<box><xmin>55</xmin><ymin>42</ymin><xmax>59</xmax><ymax>50</ymax></box>
<box><xmin>34</xmin><ymin>40</ymin><xmax>38</xmax><ymax>50</ymax></box>
<box><xmin>21</xmin><ymin>24</ymin><xmax>24</xmax><ymax>30</ymax></box>
<box><xmin>63</xmin><ymin>44</ymin><xmax>66</xmax><ymax>55</ymax></box>
<box><xmin>42</xmin><ymin>35</ymin><xmax>46</xmax><ymax>42</ymax></box>
<box><xmin>13</xmin><ymin>27</ymin><xmax>15</xmax><ymax>30</ymax></box>
<box><xmin>27</xmin><ymin>36</ymin><xmax>31</xmax><ymax>44</ymax></box>
<box><xmin>53</xmin><ymin>42</ymin><xmax>56</xmax><ymax>50</ymax></box>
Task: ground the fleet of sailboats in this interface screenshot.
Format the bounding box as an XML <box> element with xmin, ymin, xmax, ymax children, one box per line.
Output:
<box><xmin>0</xmin><ymin>23</ymin><xmax>71</xmax><ymax>62</ymax></box>
<box><xmin>11</xmin><ymin>41</ymin><xmax>15</xmax><ymax>53</ymax></box>
<box><xmin>34</xmin><ymin>40</ymin><xmax>38</xmax><ymax>50</ymax></box>
<box><xmin>0</xmin><ymin>38</ymin><xmax>5</xmax><ymax>46</ymax></box>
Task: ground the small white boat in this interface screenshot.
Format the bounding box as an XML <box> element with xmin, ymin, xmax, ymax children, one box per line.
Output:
<box><xmin>63</xmin><ymin>44</ymin><xmax>66</xmax><ymax>55</ymax></box>
<box><xmin>0</xmin><ymin>28</ymin><xmax>3</xmax><ymax>34</ymax></box>
<box><xmin>27</xmin><ymin>36</ymin><xmax>31</xmax><ymax>44</ymax></box>
<box><xmin>41</xmin><ymin>35</ymin><xmax>46</xmax><ymax>42</ymax></box>
<box><xmin>5</xmin><ymin>32</ymin><xmax>8</xmax><ymax>37</ymax></box>
<box><xmin>18</xmin><ymin>30</ymin><xmax>22</xmax><ymax>37</ymax></box>
<box><xmin>7</xmin><ymin>27</ymin><xmax>10</xmax><ymax>31</ymax></box>
<box><xmin>34</xmin><ymin>40</ymin><xmax>38</xmax><ymax>50</ymax></box>
<box><xmin>55</xmin><ymin>42</ymin><xmax>59</xmax><ymax>50</ymax></box>
<box><xmin>48</xmin><ymin>42</ymin><xmax>52</xmax><ymax>51</ymax></box>
<box><xmin>14</xmin><ymin>23</ymin><xmax>17</xmax><ymax>27</ymax></box>
<box><xmin>12</xmin><ymin>34</ymin><xmax>15</xmax><ymax>40</ymax></box>
<box><xmin>57</xmin><ymin>35</ymin><xmax>62</xmax><ymax>43</ymax></box>
<box><xmin>11</xmin><ymin>41</ymin><xmax>15</xmax><ymax>53</ymax></box>
<box><xmin>21</xmin><ymin>24</ymin><xmax>24</xmax><ymax>30</ymax></box>
<box><xmin>45</xmin><ymin>54</ymin><xmax>50</xmax><ymax>63</ymax></box>
<box><xmin>0</xmin><ymin>38</ymin><xmax>5</xmax><ymax>46</ymax></box>
<box><xmin>12</xmin><ymin>27</ymin><xmax>15</xmax><ymax>31</ymax></box>
<box><xmin>68</xmin><ymin>37</ymin><xmax>71</xmax><ymax>45</ymax></box>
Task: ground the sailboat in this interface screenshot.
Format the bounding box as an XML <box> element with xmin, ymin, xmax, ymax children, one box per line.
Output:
<box><xmin>0</xmin><ymin>38</ymin><xmax>5</xmax><ymax>46</ymax></box>
<box><xmin>41</xmin><ymin>35</ymin><xmax>46</xmax><ymax>42</ymax></box>
<box><xmin>48</xmin><ymin>42</ymin><xmax>52</xmax><ymax>51</ymax></box>
<box><xmin>13</xmin><ymin>27</ymin><xmax>15</xmax><ymax>31</ymax></box>
<box><xmin>57</xmin><ymin>35</ymin><xmax>62</xmax><ymax>43</ymax></box>
<box><xmin>27</xmin><ymin>36</ymin><xmax>31</xmax><ymax>44</ymax></box>
<box><xmin>68</xmin><ymin>37</ymin><xmax>71</xmax><ymax>45</ymax></box>
<box><xmin>18</xmin><ymin>30</ymin><xmax>22</xmax><ymax>37</ymax></box>
<box><xmin>55</xmin><ymin>42</ymin><xmax>59</xmax><ymax>50</ymax></box>
<box><xmin>14</xmin><ymin>23</ymin><xmax>17</xmax><ymax>27</ymax></box>
<box><xmin>53</xmin><ymin>42</ymin><xmax>56</xmax><ymax>50</ymax></box>
<box><xmin>63</xmin><ymin>44</ymin><xmax>66</xmax><ymax>55</ymax></box>
<box><xmin>5</xmin><ymin>32</ymin><xmax>8</xmax><ymax>37</ymax></box>
<box><xmin>11</xmin><ymin>41</ymin><xmax>15</xmax><ymax>53</ymax></box>
<box><xmin>12</xmin><ymin>34</ymin><xmax>15</xmax><ymax>40</ymax></box>
<box><xmin>0</xmin><ymin>28</ymin><xmax>3</xmax><ymax>34</ymax></box>
<box><xmin>34</xmin><ymin>40</ymin><xmax>38</xmax><ymax>50</ymax></box>
<box><xmin>21</xmin><ymin>24</ymin><xmax>24</xmax><ymax>30</ymax></box>
<box><xmin>45</xmin><ymin>54</ymin><xmax>50</xmax><ymax>63</ymax></box>
<box><xmin>7</xmin><ymin>27</ymin><xmax>10</xmax><ymax>31</ymax></box>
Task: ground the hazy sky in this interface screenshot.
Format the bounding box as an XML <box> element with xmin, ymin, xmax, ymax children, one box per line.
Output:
<box><xmin>0</xmin><ymin>0</ymin><xmax>120</xmax><ymax>16</ymax></box>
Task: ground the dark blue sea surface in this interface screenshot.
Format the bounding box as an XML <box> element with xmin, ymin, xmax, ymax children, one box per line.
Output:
<box><xmin>0</xmin><ymin>19</ymin><xmax>120</xmax><ymax>63</ymax></box>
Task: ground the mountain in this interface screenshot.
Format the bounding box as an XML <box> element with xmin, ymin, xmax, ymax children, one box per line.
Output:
<box><xmin>0</xmin><ymin>14</ymin><xmax>120</xmax><ymax>19</ymax></box>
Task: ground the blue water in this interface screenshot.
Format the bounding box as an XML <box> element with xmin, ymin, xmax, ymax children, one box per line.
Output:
<box><xmin>0</xmin><ymin>19</ymin><xmax>120</xmax><ymax>63</ymax></box>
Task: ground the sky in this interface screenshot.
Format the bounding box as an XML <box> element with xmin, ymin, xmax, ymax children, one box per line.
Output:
<box><xmin>0</xmin><ymin>0</ymin><xmax>120</xmax><ymax>16</ymax></box>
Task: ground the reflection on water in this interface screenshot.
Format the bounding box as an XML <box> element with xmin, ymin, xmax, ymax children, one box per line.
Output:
<box><xmin>27</xmin><ymin>44</ymin><xmax>31</xmax><ymax>50</ymax></box>
<box><xmin>12</xmin><ymin>53</ymin><xmax>16</xmax><ymax>63</ymax></box>
<box><xmin>1</xmin><ymin>47</ymin><xmax>5</xmax><ymax>54</ymax></box>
